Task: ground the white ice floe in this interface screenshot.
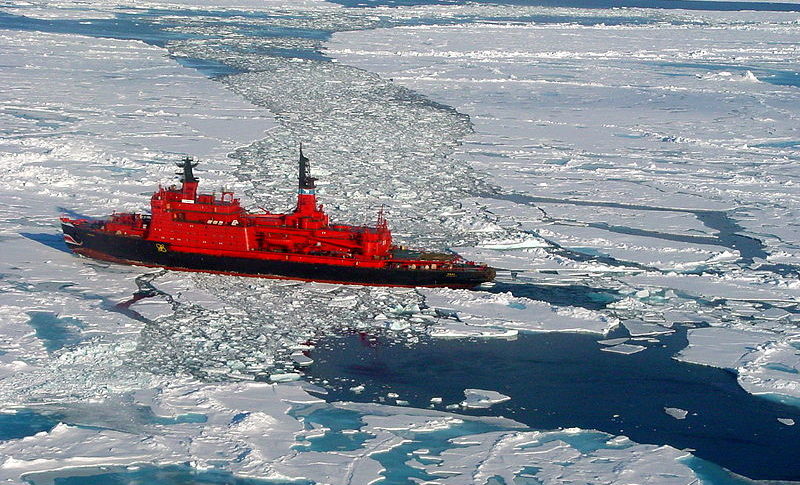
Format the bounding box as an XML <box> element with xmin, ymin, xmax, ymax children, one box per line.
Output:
<box><xmin>625</xmin><ymin>273</ymin><xmax>800</xmax><ymax>305</ymax></box>
<box><xmin>623</xmin><ymin>319</ymin><xmax>674</xmax><ymax>337</ymax></box>
<box><xmin>738</xmin><ymin>338</ymin><xmax>800</xmax><ymax>402</ymax></box>
<box><xmin>327</xmin><ymin>17</ymin><xmax>800</xmax><ymax>274</ymax></box>
<box><xmin>676</xmin><ymin>327</ymin><xmax>800</xmax><ymax>404</ymax></box>
<box><xmin>461</xmin><ymin>389</ymin><xmax>511</xmax><ymax>409</ymax></box>
<box><xmin>417</xmin><ymin>429</ymin><xmax>699</xmax><ymax>485</ymax></box>
<box><xmin>422</xmin><ymin>288</ymin><xmax>617</xmax><ymax>335</ymax></box>
<box><xmin>0</xmin><ymin>376</ymin><xmax>712</xmax><ymax>485</ymax></box>
<box><xmin>429</xmin><ymin>322</ymin><xmax>518</xmax><ymax>339</ymax></box>
<box><xmin>324</xmin><ymin>15</ymin><xmax>800</xmax><ymax>415</ymax></box>
<box><xmin>601</xmin><ymin>343</ymin><xmax>647</xmax><ymax>355</ymax></box>
<box><xmin>675</xmin><ymin>327</ymin><xmax>773</xmax><ymax>370</ymax></box>
<box><xmin>664</xmin><ymin>407</ymin><xmax>689</xmax><ymax>420</ymax></box>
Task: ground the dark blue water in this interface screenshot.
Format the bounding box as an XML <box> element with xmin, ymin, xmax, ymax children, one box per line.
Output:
<box><xmin>0</xmin><ymin>410</ymin><xmax>61</xmax><ymax>441</ymax></box>
<box><xmin>26</xmin><ymin>311</ymin><xmax>84</xmax><ymax>352</ymax></box>
<box><xmin>25</xmin><ymin>465</ymin><xmax>308</xmax><ymax>485</ymax></box>
<box><xmin>306</xmin><ymin>331</ymin><xmax>800</xmax><ymax>481</ymax></box>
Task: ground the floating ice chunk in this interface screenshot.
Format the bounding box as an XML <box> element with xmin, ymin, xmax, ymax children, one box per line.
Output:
<box><xmin>662</xmin><ymin>310</ymin><xmax>709</xmax><ymax>325</ymax></box>
<box><xmin>605</xmin><ymin>435</ymin><xmax>633</xmax><ymax>447</ymax></box>
<box><xmin>405</xmin><ymin>303</ymin><xmax>422</xmax><ymax>314</ymax></box>
<box><xmin>623</xmin><ymin>319</ymin><xmax>674</xmax><ymax>337</ymax></box>
<box><xmin>598</xmin><ymin>337</ymin><xmax>629</xmax><ymax>346</ymax></box>
<box><xmin>700</xmin><ymin>70</ymin><xmax>761</xmax><ymax>83</ymax></box>
<box><xmin>600</xmin><ymin>343</ymin><xmax>646</xmax><ymax>355</ymax></box>
<box><xmin>291</xmin><ymin>353</ymin><xmax>313</xmax><ymax>367</ymax></box>
<box><xmin>330</xmin><ymin>295</ymin><xmax>358</xmax><ymax>308</ymax></box>
<box><xmin>477</xmin><ymin>238</ymin><xmax>549</xmax><ymax>250</ymax></box>
<box><xmin>627</xmin><ymin>274</ymin><xmax>798</xmax><ymax>307</ymax></box>
<box><xmin>349</xmin><ymin>385</ymin><xmax>365</xmax><ymax>394</ymax></box>
<box><xmin>269</xmin><ymin>373</ymin><xmax>301</xmax><ymax>383</ymax></box>
<box><xmin>461</xmin><ymin>389</ymin><xmax>511</xmax><ymax>409</ymax></box>
<box><xmin>664</xmin><ymin>407</ymin><xmax>688</xmax><ymax>420</ymax></box>
<box><xmin>778</xmin><ymin>418</ymin><xmax>795</xmax><ymax>426</ymax></box>
<box><xmin>430</xmin><ymin>323</ymin><xmax>518</xmax><ymax>339</ymax></box>
<box><xmin>386</xmin><ymin>319</ymin><xmax>410</xmax><ymax>331</ymax></box>
<box><xmin>127</xmin><ymin>298</ymin><xmax>174</xmax><ymax>321</ymax></box>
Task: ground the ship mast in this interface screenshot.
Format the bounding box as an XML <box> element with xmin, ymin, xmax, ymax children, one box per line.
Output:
<box><xmin>176</xmin><ymin>156</ymin><xmax>199</xmax><ymax>202</ymax></box>
<box><xmin>299</xmin><ymin>144</ymin><xmax>316</xmax><ymax>190</ymax></box>
<box><xmin>296</xmin><ymin>145</ymin><xmax>318</xmax><ymax>215</ymax></box>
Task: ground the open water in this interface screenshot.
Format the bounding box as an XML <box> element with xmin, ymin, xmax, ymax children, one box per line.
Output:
<box><xmin>306</xmin><ymin>330</ymin><xmax>800</xmax><ymax>481</ymax></box>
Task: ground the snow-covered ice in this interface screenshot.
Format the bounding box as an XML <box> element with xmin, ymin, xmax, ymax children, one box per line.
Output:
<box><xmin>326</xmin><ymin>9</ymin><xmax>800</xmax><ymax>410</ymax></box>
<box><xmin>460</xmin><ymin>388</ymin><xmax>511</xmax><ymax>409</ymax></box>
<box><xmin>2</xmin><ymin>1</ymin><xmax>800</xmax><ymax>483</ymax></box>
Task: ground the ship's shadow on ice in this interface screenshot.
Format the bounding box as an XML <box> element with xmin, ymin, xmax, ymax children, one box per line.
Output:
<box><xmin>20</xmin><ymin>232</ymin><xmax>70</xmax><ymax>254</ymax></box>
<box><xmin>56</xmin><ymin>207</ymin><xmax>90</xmax><ymax>220</ymax></box>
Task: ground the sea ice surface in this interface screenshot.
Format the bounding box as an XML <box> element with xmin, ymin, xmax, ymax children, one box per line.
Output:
<box><xmin>664</xmin><ymin>407</ymin><xmax>689</xmax><ymax>420</ymax></box>
<box><xmin>600</xmin><ymin>343</ymin><xmax>647</xmax><ymax>355</ymax></box>
<box><xmin>1</xmin><ymin>1</ymin><xmax>799</xmax><ymax>484</ymax></box>
<box><xmin>422</xmin><ymin>287</ymin><xmax>617</xmax><ymax>335</ymax></box>
<box><xmin>460</xmin><ymin>388</ymin><xmax>511</xmax><ymax>409</ymax></box>
<box><xmin>326</xmin><ymin>11</ymin><xmax>800</xmax><ymax>410</ymax></box>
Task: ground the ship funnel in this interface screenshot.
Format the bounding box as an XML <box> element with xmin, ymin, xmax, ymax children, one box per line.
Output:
<box><xmin>176</xmin><ymin>156</ymin><xmax>199</xmax><ymax>184</ymax></box>
<box><xmin>298</xmin><ymin>144</ymin><xmax>316</xmax><ymax>190</ymax></box>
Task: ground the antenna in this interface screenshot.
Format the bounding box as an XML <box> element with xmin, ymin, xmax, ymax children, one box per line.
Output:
<box><xmin>377</xmin><ymin>204</ymin><xmax>388</xmax><ymax>229</ymax></box>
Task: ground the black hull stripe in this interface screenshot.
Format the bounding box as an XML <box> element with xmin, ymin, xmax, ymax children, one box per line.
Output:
<box><xmin>62</xmin><ymin>224</ymin><xmax>494</xmax><ymax>288</ymax></box>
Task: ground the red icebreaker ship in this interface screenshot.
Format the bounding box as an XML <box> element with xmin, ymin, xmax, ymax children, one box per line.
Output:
<box><xmin>60</xmin><ymin>151</ymin><xmax>495</xmax><ymax>288</ymax></box>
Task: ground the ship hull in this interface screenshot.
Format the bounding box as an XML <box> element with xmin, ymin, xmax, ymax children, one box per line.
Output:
<box><xmin>62</xmin><ymin>222</ymin><xmax>494</xmax><ymax>288</ymax></box>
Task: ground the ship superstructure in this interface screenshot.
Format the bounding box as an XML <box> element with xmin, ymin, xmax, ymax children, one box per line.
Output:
<box><xmin>61</xmin><ymin>151</ymin><xmax>495</xmax><ymax>288</ymax></box>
